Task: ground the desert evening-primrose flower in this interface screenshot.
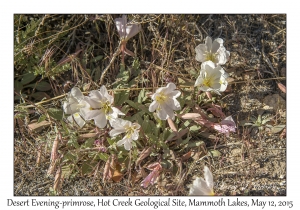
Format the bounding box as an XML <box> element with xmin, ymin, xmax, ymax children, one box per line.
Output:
<box><xmin>109</xmin><ymin>118</ymin><xmax>140</xmax><ymax>150</ymax></box>
<box><xmin>63</xmin><ymin>87</ymin><xmax>86</xmax><ymax>128</ymax></box>
<box><xmin>189</xmin><ymin>166</ymin><xmax>215</xmax><ymax>196</ymax></box>
<box><xmin>195</xmin><ymin>36</ymin><xmax>230</xmax><ymax>65</ymax></box>
<box><xmin>115</xmin><ymin>15</ymin><xmax>141</xmax><ymax>58</ymax></box>
<box><xmin>80</xmin><ymin>85</ymin><xmax>124</xmax><ymax>128</ymax></box>
<box><xmin>115</xmin><ymin>15</ymin><xmax>141</xmax><ymax>42</ymax></box>
<box><xmin>194</xmin><ymin>61</ymin><xmax>228</xmax><ymax>95</ymax></box>
<box><xmin>149</xmin><ymin>83</ymin><xmax>181</xmax><ymax>120</ymax></box>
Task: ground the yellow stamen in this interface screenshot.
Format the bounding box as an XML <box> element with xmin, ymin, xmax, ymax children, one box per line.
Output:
<box><xmin>74</xmin><ymin>113</ymin><xmax>80</xmax><ymax>117</ymax></box>
<box><xmin>100</xmin><ymin>101</ymin><xmax>113</xmax><ymax>114</ymax></box>
<box><xmin>205</xmin><ymin>51</ymin><xmax>216</xmax><ymax>62</ymax></box>
<box><xmin>203</xmin><ymin>77</ymin><xmax>213</xmax><ymax>87</ymax></box>
<box><xmin>155</xmin><ymin>93</ymin><xmax>167</xmax><ymax>104</ymax></box>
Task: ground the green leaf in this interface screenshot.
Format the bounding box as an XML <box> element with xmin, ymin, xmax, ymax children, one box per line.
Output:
<box><xmin>161</xmin><ymin>159</ymin><xmax>173</xmax><ymax>170</ymax></box>
<box><xmin>67</xmin><ymin>134</ymin><xmax>80</xmax><ymax>148</ymax></box>
<box><xmin>14</xmin><ymin>80</ymin><xmax>23</xmax><ymax>92</ymax></box>
<box><xmin>35</xmin><ymin>81</ymin><xmax>52</xmax><ymax>91</ymax></box>
<box><xmin>138</xmin><ymin>88</ymin><xmax>146</xmax><ymax>103</ymax></box>
<box><xmin>47</xmin><ymin>108</ymin><xmax>63</xmax><ymax>120</ymax></box>
<box><xmin>21</xmin><ymin>73</ymin><xmax>36</xmax><ymax>85</ymax></box>
<box><xmin>184</xmin><ymin>120</ymin><xmax>190</xmax><ymax>127</ymax></box>
<box><xmin>271</xmin><ymin>124</ymin><xmax>286</xmax><ymax>134</ymax></box>
<box><xmin>107</xmin><ymin>137</ymin><xmax>115</xmax><ymax>146</ymax></box>
<box><xmin>178</xmin><ymin>135</ymin><xmax>192</xmax><ymax>147</ymax></box>
<box><xmin>183</xmin><ymin>140</ymin><xmax>205</xmax><ymax>150</ymax></box>
<box><xmin>189</xmin><ymin>125</ymin><xmax>201</xmax><ymax>132</ymax></box>
<box><xmin>98</xmin><ymin>153</ymin><xmax>109</xmax><ymax>161</ymax></box>
<box><xmin>30</xmin><ymin>92</ymin><xmax>48</xmax><ymax>101</ymax></box>
<box><xmin>63</xmin><ymin>152</ymin><xmax>78</xmax><ymax>162</ymax></box>
<box><xmin>114</xmin><ymin>90</ymin><xmax>129</xmax><ymax>107</ymax></box>
<box><xmin>60</xmin><ymin>120</ymin><xmax>70</xmax><ymax>135</ymax></box>
<box><xmin>209</xmin><ymin>149</ymin><xmax>221</xmax><ymax>157</ymax></box>
<box><xmin>81</xmin><ymin>162</ymin><xmax>93</xmax><ymax>175</ymax></box>
<box><xmin>83</xmin><ymin>138</ymin><xmax>95</xmax><ymax>148</ymax></box>
<box><xmin>90</xmin><ymin>55</ymin><xmax>103</xmax><ymax>63</ymax></box>
<box><xmin>125</xmin><ymin>100</ymin><xmax>150</xmax><ymax>113</ymax></box>
<box><xmin>38</xmin><ymin>115</ymin><xmax>47</xmax><ymax>123</ymax></box>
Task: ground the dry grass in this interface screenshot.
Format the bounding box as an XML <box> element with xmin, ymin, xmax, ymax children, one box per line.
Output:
<box><xmin>14</xmin><ymin>14</ymin><xmax>286</xmax><ymax>196</ymax></box>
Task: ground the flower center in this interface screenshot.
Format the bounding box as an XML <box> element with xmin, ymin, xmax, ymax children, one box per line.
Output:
<box><xmin>74</xmin><ymin>113</ymin><xmax>80</xmax><ymax>117</ymax></box>
<box><xmin>203</xmin><ymin>76</ymin><xmax>213</xmax><ymax>87</ymax></box>
<box><xmin>205</xmin><ymin>51</ymin><xmax>216</xmax><ymax>62</ymax></box>
<box><xmin>155</xmin><ymin>93</ymin><xmax>167</xmax><ymax>104</ymax></box>
<box><xmin>100</xmin><ymin>101</ymin><xmax>113</xmax><ymax>114</ymax></box>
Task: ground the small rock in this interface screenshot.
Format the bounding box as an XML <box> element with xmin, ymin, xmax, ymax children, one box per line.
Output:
<box><xmin>263</xmin><ymin>94</ymin><xmax>286</xmax><ymax>111</ymax></box>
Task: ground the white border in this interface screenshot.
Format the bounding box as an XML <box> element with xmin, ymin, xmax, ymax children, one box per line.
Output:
<box><xmin>2</xmin><ymin>0</ymin><xmax>297</xmax><ymax>209</ymax></box>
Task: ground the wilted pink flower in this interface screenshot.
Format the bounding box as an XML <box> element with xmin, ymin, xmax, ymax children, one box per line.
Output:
<box><xmin>115</xmin><ymin>15</ymin><xmax>141</xmax><ymax>42</ymax></box>
<box><xmin>213</xmin><ymin>116</ymin><xmax>236</xmax><ymax>137</ymax></box>
<box><xmin>115</xmin><ymin>15</ymin><xmax>141</xmax><ymax>61</ymax></box>
<box><xmin>141</xmin><ymin>163</ymin><xmax>162</xmax><ymax>188</ymax></box>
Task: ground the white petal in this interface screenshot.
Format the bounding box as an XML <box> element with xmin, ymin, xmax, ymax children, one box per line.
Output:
<box><xmin>93</xmin><ymin>112</ymin><xmax>107</xmax><ymax>128</ymax></box>
<box><xmin>89</xmin><ymin>90</ymin><xmax>103</xmax><ymax>101</ymax></box>
<box><xmin>109</xmin><ymin>128</ymin><xmax>126</xmax><ymax>137</ymax></box>
<box><xmin>219</xmin><ymin>83</ymin><xmax>227</xmax><ymax>92</ymax></box>
<box><xmin>133</xmin><ymin>123</ymin><xmax>141</xmax><ymax>130</ymax></box>
<box><xmin>123</xmin><ymin>139</ymin><xmax>132</xmax><ymax>150</ymax></box>
<box><xmin>117</xmin><ymin>138</ymin><xmax>127</xmax><ymax>147</ymax></box>
<box><xmin>112</xmin><ymin>107</ymin><xmax>125</xmax><ymax>116</ymax></box>
<box><xmin>189</xmin><ymin>177</ymin><xmax>212</xmax><ymax>195</ymax></box>
<box><xmin>149</xmin><ymin>101</ymin><xmax>158</xmax><ymax>112</ymax></box>
<box><xmin>161</xmin><ymin>103</ymin><xmax>175</xmax><ymax>120</ymax></box>
<box><xmin>205</xmin><ymin>36</ymin><xmax>213</xmax><ymax>51</ymax></box>
<box><xmin>215</xmin><ymin>51</ymin><xmax>227</xmax><ymax>65</ymax></box>
<box><xmin>165</xmin><ymin>98</ymin><xmax>181</xmax><ymax>111</ymax></box>
<box><xmin>100</xmin><ymin>85</ymin><xmax>114</xmax><ymax>104</ymax></box>
<box><xmin>195</xmin><ymin>44</ymin><xmax>207</xmax><ymax>62</ymax></box>
<box><xmin>164</xmin><ymin>83</ymin><xmax>176</xmax><ymax>94</ymax></box>
<box><xmin>67</xmin><ymin>115</ymin><xmax>74</xmax><ymax>123</ymax></box>
<box><xmin>211</xmin><ymin>39</ymin><xmax>221</xmax><ymax>53</ymax></box>
<box><xmin>204</xmin><ymin>166</ymin><xmax>214</xmax><ymax>190</ymax></box>
<box><xmin>201</xmin><ymin>60</ymin><xmax>216</xmax><ymax>70</ymax></box>
<box><xmin>168</xmin><ymin>90</ymin><xmax>181</xmax><ymax>98</ymax></box>
<box><xmin>71</xmin><ymin>87</ymin><xmax>84</xmax><ymax>100</ymax></box>
<box><xmin>157</xmin><ymin>108</ymin><xmax>168</xmax><ymax>120</ymax></box>
<box><xmin>125</xmin><ymin>24</ymin><xmax>141</xmax><ymax>40</ymax></box>
<box><xmin>81</xmin><ymin>108</ymin><xmax>102</xmax><ymax>120</ymax></box>
<box><xmin>194</xmin><ymin>75</ymin><xmax>204</xmax><ymax>87</ymax></box>
<box><xmin>115</xmin><ymin>15</ymin><xmax>127</xmax><ymax>38</ymax></box>
<box><xmin>131</xmin><ymin>130</ymin><xmax>139</xmax><ymax>140</ymax></box>
<box><xmin>73</xmin><ymin>114</ymin><xmax>85</xmax><ymax>128</ymax></box>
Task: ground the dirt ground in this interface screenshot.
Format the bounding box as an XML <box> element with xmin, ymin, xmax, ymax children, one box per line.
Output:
<box><xmin>14</xmin><ymin>14</ymin><xmax>286</xmax><ymax>196</ymax></box>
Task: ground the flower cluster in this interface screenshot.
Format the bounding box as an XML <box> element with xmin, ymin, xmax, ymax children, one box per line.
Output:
<box><xmin>194</xmin><ymin>36</ymin><xmax>230</xmax><ymax>95</ymax></box>
<box><xmin>63</xmin><ymin>86</ymin><xmax>140</xmax><ymax>150</ymax></box>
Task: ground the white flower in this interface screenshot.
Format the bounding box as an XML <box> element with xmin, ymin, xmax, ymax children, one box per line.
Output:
<box><xmin>189</xmin><ymin>166</ymin><xmax>214</xmax><ymax>196</ymax></box>
<box><xmin>149</xmin><ymin>83</ymin><xmax>181</xmax><ymax>120</ymax></box>
<box><xmin>195</xmin><ymin>36</ymin><xmax>230</xmax><ymax>65</ymax></box>
<box><xmin>80</xmin><ymin>85</ymin><xmax>124</xmax><ymax>128</ymax></box>
<box><xmin>109</xmin><ymin>118</ymin><xmax>140</xmax><ymax>150</ymax></box>
<box><xmin>194</xmin><ymin>61</ymin><xmax>228</xmax><ymax>95</ymax></box>
<box><xmin>115</xmin><ymin>15</ymin><xmax>141</xmax><ymax>42</ymax></box>
<box><xmin>63</xmin><ymin>87</ymin><xmax>86</xmax><ymax>128</ymax></box>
